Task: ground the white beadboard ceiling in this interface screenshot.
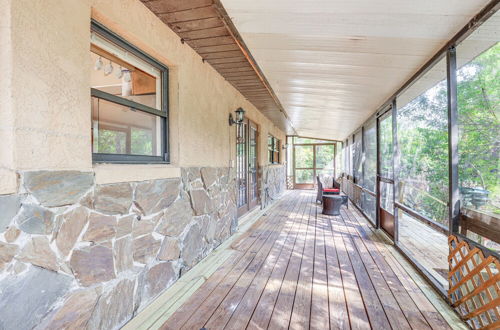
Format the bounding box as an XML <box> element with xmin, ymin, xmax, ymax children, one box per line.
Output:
<box><xmin>220</xmin><ymin>0</ymin><xmax>493</xmax><ymax>140</ymax></box>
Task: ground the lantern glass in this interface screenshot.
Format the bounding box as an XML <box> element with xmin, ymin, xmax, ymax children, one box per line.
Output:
<box><xmin>236</xmin><ymin>108</ymin><xmax>245</xmax><ymax>123</ymax></box>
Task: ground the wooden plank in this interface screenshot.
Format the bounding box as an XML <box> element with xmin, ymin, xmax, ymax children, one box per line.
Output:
<box><xmin>317</xmin><ymin>212</ymin><xmax>350</xmax><ymax>330</ymax></box>
<box><xmin>204</xmin><ymin>192</ymin><xmax>307</xmax><ymax>329</ymax></box>
<box><xmin>338</xmin><ymin>208</ymin><xmax>412</xmax><ymax>330</ymax></box>
<box><xmin>143</xmin><ymin>0</ymin><xmax>214</xmax><ymax>14</ymax></box>
<box><xmin>310</xmin><ymin>207</ymin><xmax>330</xmax><ymax>330</ymax></box>
<box><xmin>168</xmin><ymin>17</ymin><xmax>223</xmax><ymax>33</ymax></box>
<box><xmin>175</xmin><ymin>193</ymin><xmax>298</xmax><ymax>329</ymax></box>
<box><xmin>207</xmin><ymin>57</ymin><xmax>247</xmax><ymax>65</ymax></box>
<box><xmin>217</xmin><ymin>66</ymin><xmax>255</xmax><ymax>74</ymax></box>
<box><xmin>161</xmin><ymin>195</ymin><xmax>292</xmax><ymax>329</ymax></box>
<box><xmin>224</xmin><ymin>192</ymin><xmax>309</xmax><ymax>329</ymax></box>
<box><xmin>197</xmin><ymin>44</ymin><xmax>240</xmax><ymax>54</ymax></box>
<box><xmin>212</xmin><ymin>61</ymin><xmax>253</xmax><ymax>70</ymax></box>
<box><xmin>203</xmin><ymin>50</ymin><xmax>243</xmax><ymax>60</ymax></box>
<box><xmin>222</xmin><ymin>72</ymin><xmax>259</xmax><ymax>78</ymax></box>
<box><xmin>326</xmin><ymin>213</ymin><xmax>371</xmax><ymax>329</ymax></box>
<box><xmin>187</xmin><ymin>36</ymin><xmax>235</xmax><ymax>48</ymax></box>
<box><xmin>341</xmin><ymin>209</ymin><xmax>432</xmax><ymax>330</ymax></box>
<box><xmin>289</xmin><ymin>196</ymin><xmax>316</xmax><ymax>329</ymax></box>
<box><xmin>245</xmin><ymin>193</ymin><xmax>311</xmax><ymax>329</ymax></box>
<box><xmin>179</xmin><ymin>26</ymin><xmax>229</xmax><ymax>40</ymax></box>
<box><xmin>158</xmin><ymin>6</ymin><xmax>218</xmax><ymax>24</ymax></box>
<box><xmin>347</xmin><ymin>205</ymin><xmax>455</xmax><ymax>329</ymax></box>
<box><xmin>331</xmin><ymin>214</ymin><xmax>392</xmax><ymax>329</ymax></box>
<box><xmin>125</xmin><ymin>198</ymin><xmax>288</xmax><ymax>330</ymax></box>
<box><xmin>268</xmin><ymin>193</ymin><xmax>314</xmax><ymax>329</ymax></box>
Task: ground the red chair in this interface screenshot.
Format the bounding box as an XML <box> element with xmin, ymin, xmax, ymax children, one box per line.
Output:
<box><xmin>316</xmin><ymin>176</ymin><xmax>340</xmax><ymax>203</ymax></box>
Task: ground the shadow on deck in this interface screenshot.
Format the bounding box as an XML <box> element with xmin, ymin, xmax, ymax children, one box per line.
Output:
<box><xmin>126</xmin><ymin>190</ymin><xmax>464</xmax><ymax>330</ymax></box>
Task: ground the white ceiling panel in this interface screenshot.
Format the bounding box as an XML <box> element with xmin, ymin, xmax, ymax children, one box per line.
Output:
<box><xmin>220</xmin><ymin>0</ymin><xmax>492</xmax><ymax>140</ymax></box>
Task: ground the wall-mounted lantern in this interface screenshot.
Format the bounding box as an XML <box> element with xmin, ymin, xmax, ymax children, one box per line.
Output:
<box><xmin>229</xmin><ymin>107</ymin><xmax>245</xmax><ymax>126</ymax></box>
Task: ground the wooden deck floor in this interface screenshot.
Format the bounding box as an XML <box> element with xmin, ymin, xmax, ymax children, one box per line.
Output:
<box><xmin>151</xmin><ymin>190</ymin><xmax>459</xmax><ymax>330</ymax></box>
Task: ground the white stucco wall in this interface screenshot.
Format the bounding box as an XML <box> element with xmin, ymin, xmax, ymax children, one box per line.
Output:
<box><xmin>0</xmin><ymin>0</ymin><xmax>286</xmax><ymax>192</ymax></box>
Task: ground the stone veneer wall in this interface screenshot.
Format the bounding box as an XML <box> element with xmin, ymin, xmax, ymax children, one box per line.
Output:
<box><xmin>260</xmin><ymin>165</ymin><xmax>286</xmax><ymax>208</ymax></box>
<box><xmin>0</xmin><ymin>167</ymin><xmax>236</xmax><ymax>330</ymax></box>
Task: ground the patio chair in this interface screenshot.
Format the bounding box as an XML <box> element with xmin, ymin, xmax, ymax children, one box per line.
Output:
<box><xmin>316</xmin><ymin>176</ymin><xmax>340</xmax><ymax>203</ymax></box>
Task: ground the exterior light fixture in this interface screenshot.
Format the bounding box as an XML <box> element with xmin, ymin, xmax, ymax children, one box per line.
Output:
<box><xmin>282</xmin><ymin>143</ymin><xmax>288</xmax><ymax>150</ymax></box>
<box><xmin>229</xmin><ymin>107</ymin><xmax>245</xmax><ymax>126</ymax></box>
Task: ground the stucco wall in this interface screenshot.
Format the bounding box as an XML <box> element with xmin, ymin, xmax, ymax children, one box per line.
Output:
<box><xmin>0</xmin><ymin>0</ymin><xmax>287</xmax><ymax>328</ymax></box>
<box><xmin>0</xmin><ymin>0</ymin><xmax>286</xmax><ymax>194</ymax></box>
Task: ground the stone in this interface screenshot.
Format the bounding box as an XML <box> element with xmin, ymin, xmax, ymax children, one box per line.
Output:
<box><xmin>23</xmin><ymin>171</ymin><xmax>94</xmax><ymax>207</ymax></box>
<box><xmin>114</xmin><ymin>236</ymin><xmax>134</xmax><ymax>273</ymax></box>
<box><xmin>82</xmin><ymin>213</ymin><xmax>117</xmax><ymax>243</ymax></box>
<box><xmin>156</xmin><ymin>198</ymin><xmax>193</xmax><ymax>237</ymax></box>
<box><xmin>94</xmin><ymin>183</ymin><xmax>132</xmax><ymax>214</ymax></box>
<box><xmin>181</xmin><ymin>224</ymin><xmax>205</xmax><ymax>267</ymax></box>
<box><xmin>19</xmin><ymin>236</ymin><xmax>58</xmax><ymax>272</ymax></box>
<box><xmin>116</xmin><ymin>214</ymin><xmax>134</xmax><ymax>238</ymax></box>
<box><xmin>0</xmin><ymin>241</ymin><xmax>19</xmax><ymax>269</ymax></box>
<box><xmin>134</xmin><ymin>178</ymin><xmax>180</xmax><ymax>215</ymax></box>
<box><xmin>158</xmin><ymin>237</ymin><xmax>180</xmax><ymax>261</ymax></box>
<box><xmin>3</xmin><ymin>226</ymin><xmax>20</xmax><ymax>243</ymax></box>
<box><xmin>181</xmin><ymin>167</ymin><xmax>201</xmax><ymax>185</ymax></box>
<box><xmin>133</xmin><ymin>234</ymin><xmax>161</xmax><ymax>264</ymax></box>
<box><xmin>79</xmin><ymin>189</ymin><xmax>94</xmax><ymax>209</ymax></box>
<box><xmin>201</xmin><ymin>167</ymin><xmax>218</xmax><ymax>189</ymax></box>
<box><xmin>55</xmin><ymin>207</ymin><xmax>88</xmax><ymax>256</ymax></box>
<box><xmin>133</xmin><ymin>218</ymin><xmax>155</xmax><ymax>238</ymax></box>
<box><xmin>70</xmin><ymin>245</ymin><xmax>116</xmax><ymax>286</ymax></box>
<box><xmin>0</xmin><ymin>194</ymin><xmax>24</xmax><ymax>233</ymax></box>
<box><xmin>189</xmin><ymin>189</ymin><xmax>214</xmax><ymax>216</ymax></box>
<box><xmin>16</xmin><ymin>203</ymin><xmax>54</xmax><ymax>234</ymax></box>
<box><xmin>38</xmin><ymin>288</ymin><xmax>99</xmax><ymax>330</ymax></box>
<box><xmin>198</xmin><ymin>215</ymin><xmax>217</xmax><ymax>243</ymax></box>
<box><xmin>143</xmin><ymin>262</ymin><xmax>176</xmax><ymax>301</ymax></box>
<box><xmin>0</xmin><ymin>266</ymin><xmax>72</xmax><ymax>330</ymax></box>
<box><xmin>87</xmin><ymin>278</ymin><xmax>135</xmax><ymax>330</ymax></box>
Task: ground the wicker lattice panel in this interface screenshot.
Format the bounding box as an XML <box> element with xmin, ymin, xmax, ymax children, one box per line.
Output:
<box><xmin>448</xmin><ymin>235</ymin><xmax>500</xmax><ymax>329</ymax></box>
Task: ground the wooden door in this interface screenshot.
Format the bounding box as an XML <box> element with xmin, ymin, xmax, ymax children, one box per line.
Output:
<box><xmin>236</xmin><ymin>119</ymin><xmax>259</xmax><ymax>216</ymax></box>
<box><xmin>377</xmin><ymin>112</ymin><xmax>395</xmax><ymax>238</ymax></box>
<box><xmin>248</xmin><ymin>122</ymin><xmax>259</xmax><ymax>209</ymax></box>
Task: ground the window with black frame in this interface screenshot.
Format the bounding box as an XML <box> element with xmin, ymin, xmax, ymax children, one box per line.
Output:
<box><xmin>90</xmin><ymin>21</ymin><xmax>168</xmax><ymax>163</ymax></box>
<box><xmin>268</xmin><ymin>135</ymin><xmax>280</xmax><ymax>164</ymax></box>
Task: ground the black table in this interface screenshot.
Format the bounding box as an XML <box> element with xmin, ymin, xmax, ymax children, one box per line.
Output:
<box><xmin>322</xmin><ymin>195</ymin><xmax>343</xmax><ymax>216</ymax></box>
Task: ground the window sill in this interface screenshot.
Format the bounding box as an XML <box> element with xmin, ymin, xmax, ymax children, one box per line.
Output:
<box><xmin>93</xmin><ymin>163</ymin><xmax>180</xmax><ymax>184</ymax></box>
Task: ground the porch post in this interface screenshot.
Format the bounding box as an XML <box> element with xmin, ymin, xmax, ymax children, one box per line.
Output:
<box><xmin>447</xmin><ymin>47</ymin><xmax>460</xmax><ymax>234</ymax></box>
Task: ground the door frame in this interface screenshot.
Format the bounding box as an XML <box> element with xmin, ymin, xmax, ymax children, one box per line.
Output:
<box><xmin>236</xmin><ymin>118</ymin><xmax>259</xmax><ymax>217</ymax></box>
<box><xmin>376</xmin><ymin>108</ymin><xmax>395</xmax><ymax>238</ymax></box>
<box><xmin>292</xmin><ymin>142</ymin><xmax>336</xmax><ymax>189</ymax></box>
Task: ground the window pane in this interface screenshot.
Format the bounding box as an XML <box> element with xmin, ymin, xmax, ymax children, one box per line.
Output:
<box><xmin>396</xmin><ymin>58</ymin><xmax>450</xmax><ymax>291</ymax></box>
<box><xmin>397</xmin><ymin>58</ymin><xmax>449</xmax><ymax>225</ymax></box>
<box><xmin>353</xmin><ymin>130</ymin><xmax>363</xmax><ymax>184</ymax></box>
<box><xmin>379</xmin><ymin>114</ymin><xmax>393</xmax><ymax>178</ymax></box>
<box><xmin>363</xmin><ymin>120</ymin><xmax>376</xmax><ymax>192</ymax></box>
<box><xmin>315</xmin><ymin>144</ymin><xmax>334</xmax><ymax>169</ymax></box>
<box><xmin>399</xmin><ymin>211</ymin><xmax>449</xmax><ymax>289</ymax></box>
<box><xmin>91</xmin><ymin>32</ymin><xmax>161</xmax><ymax>111</ymax></box>
<box><xmin>92</xmin><ymin>97</ymin><xmax>161</xmax><ymax>156</ymax></box>
<box><xmin>335</xmin><ymin>142</ymin><xmax>342</xmax><ymax>177</ymax></box>
<box><xmin>380</xmin><ymin>181</ymin><xmax>394</xmax><ymax>213</ymax></box>
<box><xmin>457</xmin><ymin>13</ymin><xmax>500</xmax><ymax>251</ymax></box>
<box><xmin>295</xmin><ymin>145</ymin><xmax>314</xmax><ymax>168</ymax></box>
<box><xmin>295</xmin><ymin>169</ymin><xmax>314</xmax><ymax>184</ymax></box>
<box><xmin>362</xmin><ymin>192</ymin><xmax>376</xmax><ymax>224</ymax></box>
